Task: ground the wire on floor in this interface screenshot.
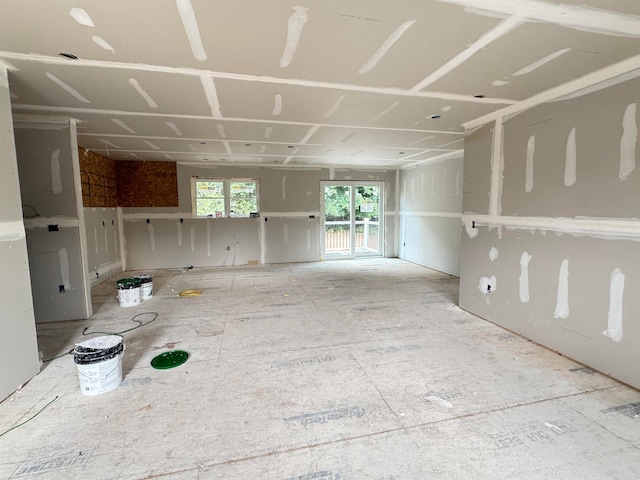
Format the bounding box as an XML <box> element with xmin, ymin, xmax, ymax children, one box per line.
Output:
<box><xmin>42</xmin><ymin>312</ymin><xmax>159</xmax><ymax>362</ymax></box>
<box><xmin>0</xmin><ymin>396</ymin><xmax>59</xmax><ymax>437</ymax></box>
<box><xmin>82</xmin><ymin>311</ymin><xmax>158</xmax><ymax>336</ymax></box>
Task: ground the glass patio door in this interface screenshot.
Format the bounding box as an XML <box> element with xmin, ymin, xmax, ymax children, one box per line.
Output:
<box><xmin>321</xmin><ymin>182</ymin><xmax>383</xmax><ymax>259</ymax></box>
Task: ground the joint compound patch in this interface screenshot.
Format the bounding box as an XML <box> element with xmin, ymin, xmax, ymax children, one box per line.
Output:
<box><xmin>11</xmin><ymin>449</ymin><xmax>94</xmax><ymax>477</ymax></box>
<box><xmin>478</xmin><ymin>275</ymin><xmax>496</xmax><ymax>294</ymax></box>
<box><xmin>284</xmin><ymin>406</ymin><xmax>365</xmax><ymax>428</ymax></box>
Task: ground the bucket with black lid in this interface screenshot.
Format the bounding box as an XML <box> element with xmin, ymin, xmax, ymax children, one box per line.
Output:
<box><xmin>116</xmin><ymin>277</ymin><xmax>141</xmax><ymax>307</ymax></box>
<box><xmin>74</xmin><ymin>335</ymin><xmax>124</xmax><ymax>396</ymax></box>
<box><xmin>134</xmin><ymin>273</ymin><xmax>153</xmax><ymax>300</ymax></box>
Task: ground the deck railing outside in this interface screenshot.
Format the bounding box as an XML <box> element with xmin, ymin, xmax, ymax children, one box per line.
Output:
<box><xmin>324</xmin><ymin>219</ymin><xmax>379</xmax><ymax>254</ymax></box>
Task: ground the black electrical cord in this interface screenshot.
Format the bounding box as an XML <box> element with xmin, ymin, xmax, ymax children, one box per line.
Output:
<box><xmin>82</xmin><ymin>311</ymin><xmax>158</xmax><ymax>336</ymax></box>
<box><xmin>41</xmin><ymin>312</ymin><xmax>159</xmax><ymax>362</ymax></box>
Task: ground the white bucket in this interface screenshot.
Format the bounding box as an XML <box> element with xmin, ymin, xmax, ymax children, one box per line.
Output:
<box><xmin>74</xmin><ymin>336</ymin><xmax>124</xmax><ymax>396</ymax></box>
<box><xmin>116</xmin><ymin>278</ymin><xmax>141</xmax><ymax>307</ymax></box>
<box><xmin>134</xmin><ymin>274</ymin><xmax>153</xmax><ymax>300</ymax></box>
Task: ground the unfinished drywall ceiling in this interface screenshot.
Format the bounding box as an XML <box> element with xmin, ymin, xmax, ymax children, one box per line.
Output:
<box><xmin>1</xmin><ymin>0</ymin><xmax>640</xmax><ymax>168</ymax></box>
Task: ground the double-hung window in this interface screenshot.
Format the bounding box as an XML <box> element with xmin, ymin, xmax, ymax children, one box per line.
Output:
<box><xmin>192</xmin><ymin>178</ymin><xmax>259</xmax><ymax>218</ymax></box>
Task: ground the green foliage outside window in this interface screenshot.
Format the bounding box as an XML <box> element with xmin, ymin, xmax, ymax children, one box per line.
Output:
<box><xmin>193</xmin><ymin>178</ymin><xmax>259</xmax><ymax>218</ymax></box>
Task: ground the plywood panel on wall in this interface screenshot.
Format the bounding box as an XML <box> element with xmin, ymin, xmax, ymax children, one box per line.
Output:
<box><xmin>116</xmin><ymin>160</ymin><xmax>178</xmax><ymax>207</ymax></box>
<box><xmin>79</xmin><ymin>147</ymin><xmax>117</xmax><ymax>207</ymax></box>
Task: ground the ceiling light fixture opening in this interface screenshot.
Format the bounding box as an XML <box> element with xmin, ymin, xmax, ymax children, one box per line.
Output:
<box><xmin>431</xmin><ymin>115</ymin><xmax>441</xmax><ymax>119</ymax></box>
<box><xmin>474</xmin><ymin>94</ymin><xmax>485</xmax><ymax>98</ymax></box>
<box><xmin>59</xmin><ymin>52</ymin><xmax>78</xmax><ymax>60</ymax></box>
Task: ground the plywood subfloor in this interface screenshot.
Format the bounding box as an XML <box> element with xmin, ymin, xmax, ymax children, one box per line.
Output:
<box><xmin>1</xmin><ymin>259</ymin><xmax>639</xmax><ymax>479</ymax></box>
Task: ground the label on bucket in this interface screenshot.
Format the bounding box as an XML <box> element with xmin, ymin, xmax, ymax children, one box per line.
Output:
<box><xmin>134</xmin><ymin>274</ymin><xmax>153</xmax><ymax>300</ymax></box>
<box><xmin>77</xmin><ymin>356</ymin><xmax>122</xmax><ymax>396</ymax></box>
<box><xmin>74</xmin><ymin>336</ymin><xmax>124</xmax><ymax>396</ymax></box>
<box><xmin>118</xmin><ymin>286</ymin><xmax>141</xmax><ymax>307</ymax></box>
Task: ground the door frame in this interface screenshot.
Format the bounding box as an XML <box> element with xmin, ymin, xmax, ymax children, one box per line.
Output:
<box><xmin>320</xmin><ymin>180</ymin><xmax>384</xmax><ymax>260</ymax></box>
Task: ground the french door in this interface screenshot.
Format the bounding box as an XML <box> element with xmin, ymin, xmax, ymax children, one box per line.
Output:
<box><xmin>320</xmin><ymin>181</ymin><xmax>383</xmax><ymax>259</ymax></box>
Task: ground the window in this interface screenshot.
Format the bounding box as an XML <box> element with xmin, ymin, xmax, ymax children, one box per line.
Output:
<box><xmin>192</xmin><ymin>178</ymin><xmax>259</xmax><ymax>218</ymax></box>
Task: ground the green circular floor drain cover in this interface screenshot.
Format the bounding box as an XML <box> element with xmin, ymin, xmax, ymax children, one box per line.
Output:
<box><xmin>151</xmin><ymin>350</ymin><xmax>189</xmax><ymax>369</ymax></box>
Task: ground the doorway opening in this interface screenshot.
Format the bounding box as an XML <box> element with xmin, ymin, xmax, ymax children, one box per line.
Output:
<box><xmin>321</xmin><ymin>182</ymin><xmax>384</xmax><ymax>259</ymax></box>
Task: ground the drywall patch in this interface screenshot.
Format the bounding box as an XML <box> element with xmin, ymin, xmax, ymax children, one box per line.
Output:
<box><xmin>190</xmin><ymin>226</ymin><xmax>195</xmax><ymax>252</ymax></box>
<box><xmin>46</xmin><ymin>72</ymin><xmax>90</xmax><ymax>103</ymax></box>
<box><xmin>489</xmin><ymin>247</ymin><xmax>498</xmax><ymax>261</ymax></box>
<box><xmin>370</xmin><ymin>101</ymin><xmax>400</xmax><ymax>122</ymax></box>
<box><xmin>176</xmin><ymin>0</ymin><xmax>207</xmax><ymax>61</ymax></box>
<box><xmin>92</xmin><ymin>36</ymin><xmax>114</xmax><ymax>53</ymax></box>
<box><xmin>513</xmin><ymin>48</ymin><xmax>572</xmax><ymax>76</ymax></box>
<box><xmin>272</xmin><ymin>93</ymin><xmax>283</xmax><ymax>116</ymax></box>
<box><xmin>282</xmin><ymin>176</ymin><xmax>287</xmax><ymax>200</ymax></box>
<box><xmin>619</xmin><ymin>103</ymin><xmax>637</xmax><ymax>181</ymax></box>
<box><xmin>283</xmin><ymin>224</ymin><xmax>289</xmax><ymax>244</ymax></box>
<box><xmin>129</xmin><ymin>78</ymin><xmax>158</xmax><ymax>108</ymax></box>
<box><xmin>51</xmin><ymin>148</ymin><xmax>62</xmax><ymax>194</ymax></box>
<box><xmin>565</xmin><ymin>127</ymin><xmax>577</xmax><ymax>186</ymax></box>
<box><xmin>177</xmin><ymin>221</ymin><xmax>183</xmax><ymax>246</ymax></box>
<box><xmin>111</xmin><ymin>118</ymin><xmax>135</xmax><ymax>133</ymax></box>
<box><xmin>206</xmin><ymin>221</ymin><xmax>211</xmax><ymax>256</ymax></box>
<box><xmin>69</xmin><ymin>7</ymin><xmax>94</xmax><ymax>27</ymax></box>
<box><xmin>281</xmin><ymin>6</ymin><xmax>309</xmax><ymax>68</ymax></box>
<box><xmin>166</xmin><ymin>121</ymin><xmax>182</xmax><ymax>136</ymax></box>
<box><xmin>59</xmin><ymin>248</ymin><xmax>70</xmax><ymax>290</ymax></box>
<box><xmin>553</xmin><ymin>259</ymin><xmax>569</xmax><ymax>319</ymax></box>
<box><xmin>147</xmin><ymin>223</ymin><xmax>156</xmax><ymax>251</ymax></box>
<box><xmin>464</xmin><ymin>219</ymin><xmax>478</xmax><ymax>238</ymax></box>
<box><xmin>201</xmin><ymin>76</ymin><xmax>222</xmax><ymax>118</ymax></box>
<box><xmin>359</xmin><ymin>20</ymin><xmax>416</xmax><ymax>74</ymax></box>
<box><xmin>478</xmin><ymin>275</ymin><xmax>496</xmax><ymax>294</ymax></box>
<box><xmin>519</xmin><ymin>252</ymin><xmax>532</xmax><ymax>303</ymax></box>
<box><xmin>525</xmin><ymin>135</ymin><xmax>535</xmax><ymax>192</ymax></box>
<box><xmin>93</xmin><ymin>227</ymin><xmax>99</xmax><ymax>254</ymax></box>
<box><xmin>323</xmin><ymin>94</ymin><xmax>346</xmax><ymax>118</ymax></box>
<box><xmin>307</xmin><ymin>228</ymin><xmax>311</xmax><ymax>250</ymax></box>
<box><xmin>603</xmin><ymin>268</ymin><xmax>625</xmax><ymax>342</ymax></box>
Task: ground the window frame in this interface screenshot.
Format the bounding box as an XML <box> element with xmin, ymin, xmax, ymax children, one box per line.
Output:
<box><xmin>191</xmin><ymin>177</ymin><xmax>260</xmax><ymax>219</ymax></box>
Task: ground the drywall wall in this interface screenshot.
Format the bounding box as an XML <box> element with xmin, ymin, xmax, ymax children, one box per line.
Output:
<box><xmin>84</xmin><ymin>207</ymin><xmax>122</xmax><ymax>284</ymax></box>
<box><xmin>122</xmin><ymin>164</ymin><xmax>396</xmax><ymax>269</ymax></box>
<box><xmin>0</xmin><ymin>66</ymin><xmax>40</xmax><ymax>400</ymax></box>
<box><xmin>14</xmin><ymin>121</ymin><xmax>92</xmax><ymax>322</ymax></box>
<box><xmin>459</xmin><ymin>76</ymin><xmax>640</xmax><ymax>389</ymax></box>
<box><xmin>399</xmin><ymin>156</ymin><xmax>463</xmax><ymax>276</ymax></box>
